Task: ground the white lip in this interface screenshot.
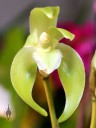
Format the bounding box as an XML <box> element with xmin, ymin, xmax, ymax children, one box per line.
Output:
<box><xmin>33</xmin><ymin>49</ymin><xmax>62</xmax><ymax>74</ymax></box>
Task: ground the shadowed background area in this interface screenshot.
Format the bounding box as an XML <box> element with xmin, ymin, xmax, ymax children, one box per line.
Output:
<box><xmin>0</xmin><ymin>0</ymin><xmax>95</xmax><ymax>128</ymax></box>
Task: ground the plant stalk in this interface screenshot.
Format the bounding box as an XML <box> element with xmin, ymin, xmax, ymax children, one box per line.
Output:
<box><xmin>89</xmin><ymin>52</ymin><xmax>96</xmax><ymax>128</ymax></box>
<box><xmin>42</xmin><ymin>76</ymin><xmax>60</xmax><ymax>128</ymax></box>
<box><xmin>90</xmin><ymin>99</ymin><xmax>96</xmax><ymax>128</ymax></box>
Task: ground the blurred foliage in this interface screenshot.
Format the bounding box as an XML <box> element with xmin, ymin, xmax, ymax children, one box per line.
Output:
<box><xmin>0</xmin><ymin>27</ymin><xmax>31</xmax><ymax>128</ymax></box>
<box><xmin>0</xmin><ymin>27</ymin><xmax>25</xmax><ymax>87</ymax></box>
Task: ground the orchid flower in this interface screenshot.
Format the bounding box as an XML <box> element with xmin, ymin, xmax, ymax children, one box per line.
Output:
<box><xmin>10</xmin><ymin>6</ymin><xmax>85</xmax><ymax>123</ymax></box>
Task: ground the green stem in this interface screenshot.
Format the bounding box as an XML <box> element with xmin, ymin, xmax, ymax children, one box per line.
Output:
<box><xmin>42</xmin><ymin>77</ymin><xmax>60</xmax><ymax>128</ymax></box>
<box><xmin>90</xmin><ymin>99</ymin><xmax>96</xmax><ymax>128</ymax></box>
<box><xmin>89</xmin><ymin>52</ymin><xmax>96</xmax><ymax>128</ymax></box>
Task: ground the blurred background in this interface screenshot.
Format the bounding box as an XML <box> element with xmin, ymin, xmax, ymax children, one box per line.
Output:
<box><xmin>0</xmin><ymin>0</ymin><xmax>96</xmax><ymax>128</ymax></box>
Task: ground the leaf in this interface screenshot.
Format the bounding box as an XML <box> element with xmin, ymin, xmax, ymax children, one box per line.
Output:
<box><xmin>0</xmin><ymin>27</ymin><xmax>25</xmax><ymax>88</ymax></box>
<box><xmin>30</xmin><ymin>6</ymin><xmax>59</xmax><ymax>36</ymax></box>
<box><xmin>48</xmin><ymin>26</ymin><xmax>75</xmax><ymax>41</ymax></box>
<box><xmin>0</xmin><ymin>27</ymin><xmax>25</xmax><ymax>65</ymax></box>
<box><xmin>10</xmin><ymin>47</ymin><xmax>47</xmax><ymax>116</ymax></box>
<box><xmin>57</xmin><ymin>43</ymin><xmax>85</xmax><ymax>123</ymax></box>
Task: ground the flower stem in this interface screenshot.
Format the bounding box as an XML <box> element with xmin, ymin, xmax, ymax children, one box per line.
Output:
<box><xmin>90</xmin><ymin>100</ymin><xmax>96</xmax><ymax>128</ymax></box>
<box><xmin>42</xmin><ymin>76</ymin><xmax>60</xmax><ymax>128</ymax></box>
<box><xmin>89</xmin><ymin>52</ymin><xmax>96</xmax><ymax>128</ymax></box>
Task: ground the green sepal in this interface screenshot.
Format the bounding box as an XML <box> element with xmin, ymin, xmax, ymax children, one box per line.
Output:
<box><xmin>10</xmin><ymin>47</ymin><xmax>48</xmax><ymax>116</ymax></box>
<box><xmin>57</xmin><ymin>43</ymin><xmax>85</xmax><ymax>123</ymax></box>
<box><xmin>48</xmin><ymin>27</ymin><xmax>75</xmax><ymax>41</ymax></box>
<box><xmin>29</xmin><ymin>6</ymin><xmax>59</xmax><ymax>36</ymax></box>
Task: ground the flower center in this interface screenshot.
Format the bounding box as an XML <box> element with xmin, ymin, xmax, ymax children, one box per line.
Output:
<box><xmin>39</xmin><ymin>32</ymin><xmax>51</xmax><ymax>49</ymax></box>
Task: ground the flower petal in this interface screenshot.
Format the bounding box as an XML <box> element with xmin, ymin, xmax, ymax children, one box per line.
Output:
<box><xmin>33</xmin><ymin>49</ymin><xmax>62</xmax><ymax>74</ymax></box>
<box><xmin>48</xmin><ymin>27</ymin><xmax>75</xmax><ymax>41</ymax></box>
<box><xmin>10</xmin><ymin>47</ymin><xmax>47</xmax><ymax>116</ymax></box>
<box><xmin>57</xmin><ymin>43</ymin><xmax>85</xmax><ymax>122</ymax></box>
<box><xmin>24</xmin><ymin>29</ymin><xmax>38</xmax><ymax>47</ymax></box>
<box><xmin>30</xmin><ymin>6</ymin><xmax>59</xmax><ymax>36</ymax></box>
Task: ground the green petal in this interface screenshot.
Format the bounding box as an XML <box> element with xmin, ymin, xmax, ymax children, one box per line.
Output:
<box><xmin>48</xmin><ymin>27</ymin><xmax>75</xmax><ymax>41</ymax></box>
<box><xmin>30</xmin><ymin>6</ymin><xmax>59</xmax><ymax>36</ymax></box>
<box><xmin>24</xmin><ymin>29</ymin><xmax>38</xmax><ymax>47</ymax></box>
<box><xmin>57</xmin><ymin>43</ymin><xmax>85</xmax><ymax>123</ymax></box>
<box><xmin>10</xmin><ymin>47</ymin><xmax>47</xmax><ymax>116</ymax></box>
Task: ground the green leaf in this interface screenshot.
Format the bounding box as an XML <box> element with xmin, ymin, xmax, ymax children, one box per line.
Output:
<box><xmin>48</xmin><ymin>27</ymin><xmax>75</xmax><ymax>41</ymax></box>
<box><xmin>57</xmin><ymin>43</ymin><xmax>85</xmax><ymax>123</ymax></box>
<box><xmin>0</xmin><ymin>27</ymin><xmax>25</xmax><ymax>65</ymax></box>
<box><xmin>0</xmin><ymin>27</ymin><xmax>25</xmax><ymax>88</ymax></box>
<box><xmin>10</xmin><ymin>47</ymin><xmax>48</xmax><ymax>116</ymax></box>
<box><xmin>30</xmin><ymin>6</ymin><xmax>59</xmax><ymax>36</ymax></box>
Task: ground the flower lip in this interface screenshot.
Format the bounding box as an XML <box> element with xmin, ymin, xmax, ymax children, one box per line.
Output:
<box><xmin>33</xmin><ymin>49</ymin><xmax>63</xmax><ymax>75</ymax></box>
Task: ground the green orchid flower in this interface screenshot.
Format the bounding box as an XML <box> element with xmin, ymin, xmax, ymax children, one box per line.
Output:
<box><xmin>10</xmin><ymin>6</ymin><xmax>85</xmax><ymax>123</ymax></box>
